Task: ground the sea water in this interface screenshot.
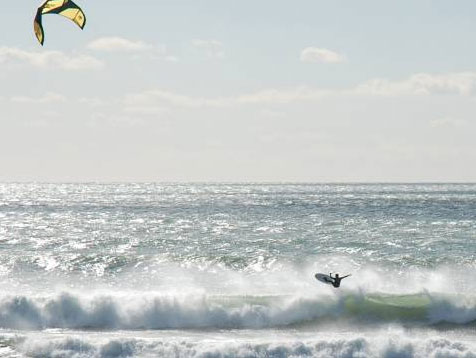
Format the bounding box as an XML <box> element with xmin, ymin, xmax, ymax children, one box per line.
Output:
<box><xmin>0</xmin><ymin>183</ymin><xmax>475</xmax><ymax>357</ymax></box>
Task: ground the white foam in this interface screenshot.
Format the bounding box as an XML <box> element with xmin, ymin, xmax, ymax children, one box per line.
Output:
<box><xmin>9</xmin><ymin>332</ymin><xmax>476</xmax><ymax>358</ymax></box>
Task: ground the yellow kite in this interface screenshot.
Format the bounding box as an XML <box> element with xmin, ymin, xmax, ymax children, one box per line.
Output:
<box><xmin>34</xmin><ymin>0</ymin><xmax>86</xmax><ymax>45</ymax></box>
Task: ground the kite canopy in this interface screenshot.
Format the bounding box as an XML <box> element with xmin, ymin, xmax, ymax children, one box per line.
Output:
<box><xmin>34</xmin><ymin>0</ymin><xmax>86</xmax><ymax>45</ymax></box>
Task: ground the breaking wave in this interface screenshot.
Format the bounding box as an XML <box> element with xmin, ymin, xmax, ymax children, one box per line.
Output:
<box><xmin>0</xmin><ymin>334</ymin><xmax>474</xmax><ymax>358</ymax></box>
<box><xmin>1</xmin><ymin>291</ymin><xmax>475</xmax><ymax>330</ymax></box>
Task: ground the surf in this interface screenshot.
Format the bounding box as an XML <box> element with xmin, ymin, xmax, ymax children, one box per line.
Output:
<box><xmin>3</xmin><ymin>330</ymin><xmax>476</xmax><ymax>358</ymax></box>
<box><xmin>1</xmin><ymin>290</ymin><xmax>475</xmax><ymax>331</ymax></box>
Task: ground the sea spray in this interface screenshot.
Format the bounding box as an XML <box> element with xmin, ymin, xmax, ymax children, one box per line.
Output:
<box><xmin>1</xmin><ymin>290</ymin><xmax>476</xmax><ymax>330</ymax></box>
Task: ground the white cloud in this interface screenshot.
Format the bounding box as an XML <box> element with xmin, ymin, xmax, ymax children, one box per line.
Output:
<box><xmin>124</xmin><ymin>87</ymin><xmax>332</xmax><ymax>109</ymax></box>
<box><xmin>87</xmin><ymin>37</ymin><xmax>153</xmax><ymax>52</ymax></box>
<box><xmin>12</xmin><ymin>72</ymin><xmax>472</xmax><ymax>128</ymax></box>
<box><xmin>123</xmin><ymin>105</ymin><xmax>168</xmax><ymax>115</ymax></box>
<box><xmin>78</xmin><ymin>97</ymin><xmax>107</xmax><ymax>107</ymax></box>
<box><xmin>0</xmin><ymin>47</ymin><xmax>103</xmax><ymax>70</ymax></box>
<box><xmin>163</xmin><ymin>55</ymin><xmax>179</xmax><ymax>63</ymax></box>
<box><xmin>234</xmin><ymin>88</ymin><xmax>331</xmax><ymax>104</ymax></box>
<box><xmin>10</xmin><ymin>92</ymin><xmax>67</xmax><ymax>104</ymax></box>
<box><xmin>192</xmin><ymin>39</ymin><xmax>225</xmax><ymax>59</ymax></box>
<box><xmin>87</xmin><ymin>37</ymin><xmax>178</xmax><ymax>62</ymax></box>
<box><xmin>122</xmin><ymin>72</ymin><xmax>476</xmax><ymax>110</ymax></box>
<box><xmin>430</xmin><ymin>117</ymin><xmax>469</xmax><ymax>128</ymax></box>
<box><xmin>124</xmin><ymin>90</ymin><xmax>219</xmax><ymax>108</ymax></box>
<box><xmin>300</xmin><ymin>47</ymin><xmax>345</xmax><ymax>64</ymax></box>
<box><xmin>355</xmin><ymin>72</ymin><xmax>476</xmax><ymax>96</ymax></box>
<box><xmin>258</xmin><ymin>109</ymin><xmax>286</xmax><ymax>119</ymax></box>
<box><xmin>89</xmin><ymin>112</ymin><xmax>145</xmax><ymax>127</ymax></box>
<box><xmin>245</xmin><ymin>72</ymin><xmax>476</xmax><ymax>98</ymax></box>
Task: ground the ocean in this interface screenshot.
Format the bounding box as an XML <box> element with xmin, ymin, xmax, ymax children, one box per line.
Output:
<box><xmin>0</xmin><ymin>183</ymin><xmax>475</xmax><ymax>358</ymax></box>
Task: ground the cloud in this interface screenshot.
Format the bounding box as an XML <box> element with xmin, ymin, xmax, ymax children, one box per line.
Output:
<box><xmin>300</xmin><ymin>47</ymin><xmax>346</xmax><ymax>64</ymax></box>
<box><xmin>124</xmin><ymin>90</ymin><xmax>219</xmax><ymax>108</ymax></box>
<box><xmin>122</xmin><ymin>72</ymin><xmax>476</xmax><ymax>110</ymax></box>
<box><xmin>87</xmin><ymin>37</ymin><xmax>178</xmax><ymax>62</ymax></box>
<box><xmin>123</xmin><ymin>105</ymin><xmax>168</xmax><ymax>115</ymax></box>
<box><xmin>0</xmin><ymin>47</ymin><xmax>103</xmax><ymax>70</ymax></box>
<box><xmin>12</xmin><ymin>71</ymin><xmax>472</xmax><ymax>127</ymax></box>
<box><xmin>429</xmin><ymin>117</ymin><xmax>469</xmax><ymax>128</ymax></box>
<box><xmin>356</xmin><ymin>72</ymin><xmax>476</xmax><ymax>96</ymax></box>
<box><xmin>78</xmin><ymin>97</ymin><xmax>107</xmax><ymax>107</ymax></box>
<box><xmin>88</xmin><ymin>112</ymin><xmax>146</xmax><ymax>127</ymax></box>
<box><xmin>246</xmin><ymin>72</ymin><xmax>476</xmax><ymax>98</ymax></box>
<box><xmin>87</xmin><ymin>37</ymin><xmax>153</xmax><ymax>52</ymax></box>
<box><xmin>258</xmin><ymin>109</ymin><xmax>286</xmax><ymax>119</ymax></box>
<box><xmin>192</xmin><ymin>39</ymin><xmax>225</xmax><ymax>59</ymax></box>
<box><xmin>124</xmin><ymin>87</ymin><xmax>332</xmax><ymax>109</ymax></box>
<box><xmin>162</xmin><ymin>55</ymin><xmax>179</xmax><ymax>62</ymax></box>
<box><xmin>10</xmin><ymin>92</ymin><xmax>67</xmax><ymax>104</ymax></box>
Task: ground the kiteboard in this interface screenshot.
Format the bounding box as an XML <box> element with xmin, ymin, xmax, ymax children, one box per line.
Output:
<box><xmin>315</xmin><ymin>273</ymin><xmax>335</xmax><ymax>285</ymax></box>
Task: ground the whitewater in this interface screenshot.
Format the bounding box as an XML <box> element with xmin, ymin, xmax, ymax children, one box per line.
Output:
<box><xmin>0</xmin><ymin>183</ymin><xmax>475</xmax><ymax>357</ymax></box>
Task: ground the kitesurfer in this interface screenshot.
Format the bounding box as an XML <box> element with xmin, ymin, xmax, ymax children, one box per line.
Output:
<box><xmin>329</xmin><ymin>273</ymin><xmax>351</xmax><ymax>288</ymax></box>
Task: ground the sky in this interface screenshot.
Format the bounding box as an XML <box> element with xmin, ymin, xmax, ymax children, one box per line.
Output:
<box><xmin>0</xmin><ymin>0</ymin><xmax>475</xmax><ymax>182</ymax></box>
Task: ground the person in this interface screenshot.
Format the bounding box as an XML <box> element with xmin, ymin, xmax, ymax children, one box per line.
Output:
<box><xmin>329</xmin><ymin>273</ymin><xmax>351</xmax><ymax>288</ymax></box>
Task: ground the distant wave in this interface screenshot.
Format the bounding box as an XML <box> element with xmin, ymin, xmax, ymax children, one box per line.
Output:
<box><xmin>3</xmin><ymin>334</ymin><xmax>475</xmax><ymax>358</ymax></box>
<box><xmin>0</xmin><ymin>291</ymin><xmax>475</xmax><ymax>331</ymax></box>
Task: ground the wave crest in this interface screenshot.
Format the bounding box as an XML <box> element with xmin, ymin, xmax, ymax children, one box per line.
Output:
<box><xmin>1</xmin><ymin>291</ymin><xmax>475</xmax><ymax>330</ymax></box>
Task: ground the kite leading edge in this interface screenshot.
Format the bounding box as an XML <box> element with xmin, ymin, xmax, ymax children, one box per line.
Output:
<box><xmin>34</xmin><ymin>0</ymin><xmax>86</xmax><ymax>45</ymax></box>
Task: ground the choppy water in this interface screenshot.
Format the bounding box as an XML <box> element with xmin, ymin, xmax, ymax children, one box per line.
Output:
<box><xmin>0</xmin><ymin>183</ymin><xmax>475</xmax><ymax>357</ymax></box>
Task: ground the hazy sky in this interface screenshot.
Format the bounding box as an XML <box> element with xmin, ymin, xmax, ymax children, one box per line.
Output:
<box><xmin>1</xmin><ymin>0</ymin><xmax>475</xmax><ymax>182</ymax></box>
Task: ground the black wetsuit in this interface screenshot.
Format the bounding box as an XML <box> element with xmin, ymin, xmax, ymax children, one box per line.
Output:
<box><xmin>329</xmin><ymin>274</ymin><xmax>350</xmax><ymax>288</ymax></box>
<box><xmin>332</xmin><ymin>277</ymin><xmax>342</xmax><ymax>288</ymax></box>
